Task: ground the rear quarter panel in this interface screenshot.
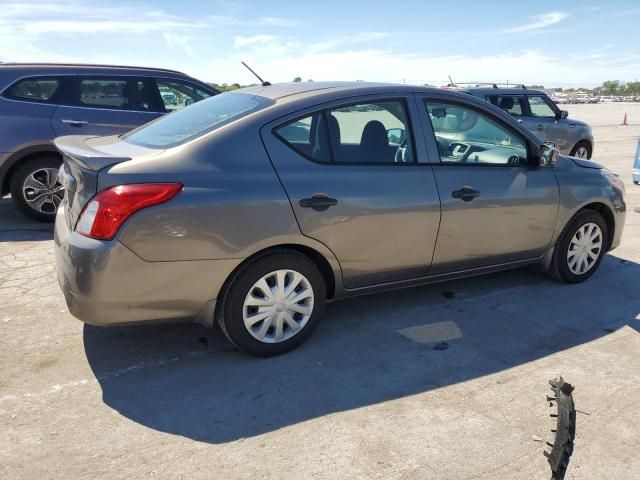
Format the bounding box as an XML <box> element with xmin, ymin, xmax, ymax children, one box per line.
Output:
<box><xmin>109</xmin><ymin>116</ymin><xmax>339</xmax><ymax>270</ymax></box>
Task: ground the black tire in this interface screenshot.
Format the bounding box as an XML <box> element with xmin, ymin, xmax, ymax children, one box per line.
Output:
<box><xmin>569</xmin><ymin>140</ymin><xmax>592</xmax><ymax>159</ymax></box>
<box><xmin>217</xmin><ymin>250</ymin><xmax>326</xmax><ymax>356</ymax></box>
<box><xmin>9</xmin><ymin>156</ymin><xmax>63</xmax><ymax>222</ymax></box>
<box><xmin>549</xmin><ymin>209</ymin><xmax>608</xmax><ymax>283</ymax></box>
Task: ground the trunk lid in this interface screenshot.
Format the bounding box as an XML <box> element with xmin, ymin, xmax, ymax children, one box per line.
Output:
<box><xmin>55</xmin><ymin>135</ymin><xmax>133</xmax><ymax>231</ymax></box>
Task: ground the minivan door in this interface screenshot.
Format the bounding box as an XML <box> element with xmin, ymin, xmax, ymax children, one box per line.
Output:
<box><xmin>420</xmin><ymin>96</ymin><xmax>559</xmax><ymax>273</ymax></box>
<box><xmin>52</xmin><ymin>76</ymin><xmax>161</xmax><ymax>137</ymax></box>
<box><xmin>525</xmin><ymin>95</ymin><xmax>570</xmax><ymax>151</ymax></box>
<box><xmin>261</xmin><ymin>95</ymin><xmax>441</xmax><ymax>289</ymax></box>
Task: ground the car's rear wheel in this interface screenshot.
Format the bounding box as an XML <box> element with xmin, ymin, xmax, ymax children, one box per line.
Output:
<box><xmin>569</xmin><ymin>141</ymin><xmax>592</xmax><ymax>159</ymax></box>
<box><xmin>218</xmin><ymin>250</ymin><xmax>326</xmax><ymax>356</ymax></box>
<box><xmin>549</xmin><ymin>209</ymin><xmax>608</xmax><ymax>283</ymax></box>
<box><xmin>9</xmin><ymin>156</ymin><xmax>63</xmax><ymax>222</ymax></box>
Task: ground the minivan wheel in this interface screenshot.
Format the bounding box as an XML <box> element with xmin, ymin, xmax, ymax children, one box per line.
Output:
<box><xmin>9</xmin><ymin>156</ymin><xmax>63</xmax><ymax>222</ymax></box>
<box><xmin>549</xmin><ymin>209</ymin><xmax>608</xmax><ymax>283</ymax></box>
<box><xmin>218</xmin><ymin>250</ymin><xmax>326</xmax><ymax>356</ymax></box>
<box><xmin>569</xmin><ymin>141</ymin><xmax>592</xmax><ymax>159</ymax></box>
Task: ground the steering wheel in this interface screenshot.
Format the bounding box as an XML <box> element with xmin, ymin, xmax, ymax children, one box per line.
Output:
<box><xmin>447</xmin><ymin>142</ymin><xmax>470</xmax><ymax>160</ymax></box>
<box><xmin>395</xmin><ymin>138</ymin><xmax>409</xmax><ymax>163</ymax></box>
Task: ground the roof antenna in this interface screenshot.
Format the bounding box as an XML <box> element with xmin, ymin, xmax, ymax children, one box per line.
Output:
<box><xmin>241</xmin><ymin>61</ymin><xmax>271</xmax><ymax>86</ymax></box>
<box><xmin>448</xmin><ymin>74</ymin><xmax>456</xmax><ymax>87</ymax></box>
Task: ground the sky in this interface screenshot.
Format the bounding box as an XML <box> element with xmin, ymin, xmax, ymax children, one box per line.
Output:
<box><xmin>1</xmin><ymin>0</ymin><xmax>640</xmax><ymax>87</ymax></box>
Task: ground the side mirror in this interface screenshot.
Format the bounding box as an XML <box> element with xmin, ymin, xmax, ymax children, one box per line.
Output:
<box><xmin>539</xmin><ymin>143</ymin><xmax>560</xmax><ymax>167</ymax></box>
<box><xmin>557</xmin><ymin>110</ymin><xmax>569</xmax><ymax>120</ymax></box>
<box><xmin>387</xmin><ymin>128</ymin><xmax>406</xmax><ymax>145</ymax></box>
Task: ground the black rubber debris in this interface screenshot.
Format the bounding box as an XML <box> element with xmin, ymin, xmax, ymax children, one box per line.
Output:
<box><xmin>433</xmin><ymin>342</ymin><xmax>449</xmax><ymax>351</ymax></box>
<box><xmin>545</xmin><ymin>377</ymin><xmax>576</xmax><ymax>480</ymax></box>
<box><xmin>442</xmin><ymin>291</ymin><xmax>455</xmax><ymax>299</ymax></box>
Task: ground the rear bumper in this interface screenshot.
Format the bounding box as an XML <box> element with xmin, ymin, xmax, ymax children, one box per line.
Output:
<box><xmin>54</xmin><ymin>207</ymin><xmax>240</xmax><ymax>327</ymax></box>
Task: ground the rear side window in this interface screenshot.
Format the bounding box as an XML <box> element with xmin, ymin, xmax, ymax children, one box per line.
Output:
<box><xmin>69</xmin><ymin>77</ymin><xmax>152</xmax><ymax>111</ymax></box>
<box><xmin>275</xmin><ymin>99</ymin><xmax>415</xmax><ymax>164</ymax></box>
<box><xmin>3</xmin><ymin>77</ymin><xmax>64</xmax><ymax>103</ymax></box>
<box><xmin>155</xmin><ymin>79</ymin><xmax>213</xmax><ymax>112</ymax></box>
<box><xmin>487</xmin><ymin>95</ymin><xmax>527</xmax><ymax>117</ymax></box>
<box><xmin>123</xmin><ymin>92</ymin><xmax>273</xmax><ymax>148</ymax></box>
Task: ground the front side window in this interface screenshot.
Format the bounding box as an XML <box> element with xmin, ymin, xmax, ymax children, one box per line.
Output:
<box><xmin>487</xmin><ymin>95</ymin><xmax>526</xmax><ymax>117</ymax></box>
<box><xmin>124</xmin><ymin>92</ymin><xmax>273</xmax><ymax>148</ymax></box>
<box><xmin>155</xmin><ymin>79</ymin><xmax>213</xmax><ymax>112</ymax></box>
<box><xmin>275</xmin><ymin>99</ymin><xmax>415</xmax><ymax>164</ymax></box>
<box><xmin>72</xmin><ymin>77</ymin><xmax>151</xmax><ymax>110</ymax></box>
<box><xmin>528</xmin><ymin>95</ymin><xmax>557</xmax><ymax>118</ymax></box>
<box><xmin>426</xmin><ymin>101</ymin><xmax>528</xmax><ymax>166</ymax></box>
<box><xmin>4</xmin><ymin>77</ymin><xmax>62</xmax><ymax>102</ymax></box>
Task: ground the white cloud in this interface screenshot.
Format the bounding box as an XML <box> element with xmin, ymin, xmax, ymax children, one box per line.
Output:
<box><xmin>0</xmin><ymin>1</ymin><xmax>637</xmax><ymax>88</ymax></box>
<box><xmin>163</xmin><ymin>33</ymin><xmax>195</xmax><ymax>58</ymax></box>
<box><xmin>505</xmin><ymin>12</ymin><xmax>569</xmax><ymax>33</ymax></box>
<box><xmin>193</xmin><ymin>48</ymin><xmax>640</xmax><ymax>87</ymax></box>
<box><xmin>234</xmin><ymin>35</ymin><xmax>280</xmax><ymax>48</ymax></box>
<box><xmin>207</xmin><ymin>14</ymin><xmax>301</xmax><ymax>27</ymax></box>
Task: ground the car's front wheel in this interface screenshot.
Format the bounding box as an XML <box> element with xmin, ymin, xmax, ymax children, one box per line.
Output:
<box><xmin>549</xmin><ymin>209</ymin><xmax>608</xmax><ymax>283</ymax></box>
<box><xmin>9</xmin><ymin>156</ymin><xmax>64</xmax><ymax>222</ymax></box>
<box><xmin>569</xmin><ymin>141</ymin><xmax>592</xmax><ymax>159</ymax></box>
<box><xmin>218</xmin><ymin>250</ymin><xmax>326</xmax><ymax>356</ymax></box>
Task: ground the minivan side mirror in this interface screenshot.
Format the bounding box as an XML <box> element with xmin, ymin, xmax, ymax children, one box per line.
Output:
<box><xmin>387</xmin><ymin>128</ymin><xmax>406</xmax><ymax>145</ymax></box>
<box><xmin>539</xmin><ymin>143</ymin><xmax>560</xmax><ymax>167</ymax></box>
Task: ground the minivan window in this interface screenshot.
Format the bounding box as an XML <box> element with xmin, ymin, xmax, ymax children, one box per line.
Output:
<box><xmin>124</xmin><ymin>92</ymin><xmax>273</xmax><ymax>148</ymax></box>
<box><xmin>528</xmin><ymin>96</ymin><xmax>557</xmax><ymax>118</ymax></box>
<box><xmin>155</xmin><ymin>79</ymin><xmax>213</xmax><ymax>112</ymax></box>
<box><xmin>72</xmin><ymin>77</ymin><xmax>151</xmax><ymax>110</ymax></box>
<box><xmin>4</xmin><ymin>77</ymin><xmax>62</xmax><ymax>102</ymax></box>
<box><xmin>487</xmin><ymin>95</ymin><xmax>526</xmax><ymax>117</ymax></box>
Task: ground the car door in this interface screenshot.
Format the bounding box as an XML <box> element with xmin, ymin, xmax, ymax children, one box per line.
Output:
<box><xmin>418</xmin><ymin>94</ymin><xmax>559</xmax><ymax>274</ymax></box>
<box><xmin>51</xmin><ymin>75</ymin><xmax>161</xmax><ymax>137</ymax></box>
<box><xmin>261</xmin><ymin>94</ymin><xmax>441</xmax><ymax>289</ymax></box>
<box><xmin>526</xmin><ymin>94</ymin><xmax>570</xmax><ymax>151</ymax></box>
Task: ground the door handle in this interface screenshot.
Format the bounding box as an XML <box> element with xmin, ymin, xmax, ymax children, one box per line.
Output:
<box><xmin>299</xmin><ymin>194</ymin><xmax>338</xmax><ymax>211</ymax></box>
<box><xmin>61</xmin><ymin>119</ymin><xmax>89</xmax><ymax>127</ymax></box>
<box><xmin>535</xmin><ymin>124</ymin><xmax>545</xmax><ymax>131</ymax></box>
<box><xmin>452</xmin><ymin>186</ymin><xmax>480</xmax><ymax>202</ymax></box>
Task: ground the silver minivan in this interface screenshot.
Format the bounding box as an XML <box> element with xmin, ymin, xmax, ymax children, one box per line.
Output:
<box><xmin>0</xmin><ymin>63</ymin><xmax>217</xmax><ymax>221</ymax></box>
<box><xmin>464</xmin><ymin>86</ymin><xmax>594</xmax><ymax>159</ymax></box>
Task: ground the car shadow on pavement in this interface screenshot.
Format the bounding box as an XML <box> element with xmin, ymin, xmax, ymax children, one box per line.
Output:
<box><xmin>0</xmin><ymin>197</ymin><xmax>53</xmax><ymax>242</ymax></box>
<box><xmin>83</xmin><ymin>254</ymin><xmax>640</xmax><ymax>444</ymax></box>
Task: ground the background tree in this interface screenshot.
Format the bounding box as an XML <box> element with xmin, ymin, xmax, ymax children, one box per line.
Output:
<box><xmin>601</xmin><ymin>80</ymin><xmax>622</xmax><ymax>95</ymax></box>
<box><xmin>293</xmin><ymin>77</ymin><xmax>302</xmax><ymax>82</ymax></box>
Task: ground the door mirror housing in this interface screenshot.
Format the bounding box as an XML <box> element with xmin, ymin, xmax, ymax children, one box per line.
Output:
<box><xmin>387</xmin><ymin>128</ymin><xmax>406</xmax><ymax>145</ymax></box>
<box><xmin>557</xmin><ymin>110</ymin><xmax>569</xmax><ymax>120</ymax></box>
<box><xmin>539</xmin><ymin>143</ymin><xmax>560</xmax><ymax>167</ymax></box>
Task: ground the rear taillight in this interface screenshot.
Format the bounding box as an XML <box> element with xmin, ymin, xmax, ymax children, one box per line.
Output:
<box><xmin>76</xmin><ymin>183</ymin><xmax>183</xmax><ymax>240</ymax></box>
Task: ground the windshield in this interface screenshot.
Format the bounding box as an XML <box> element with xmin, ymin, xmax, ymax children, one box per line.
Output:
<box><xmin>123</xmin><ymin>92</ymin><xmax>274</xmax><ymax>148</ymax></box>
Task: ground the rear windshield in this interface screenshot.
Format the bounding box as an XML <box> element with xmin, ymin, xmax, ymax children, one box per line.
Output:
<box><xmin>123</xmin><ymin>92</ymin><xmax>273</xmax><ymax>148</ymax></box>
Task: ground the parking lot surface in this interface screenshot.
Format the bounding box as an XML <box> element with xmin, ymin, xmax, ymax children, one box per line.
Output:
<box><xmin>1</xmin><ymin>103</ymin><xmax>639</xmax><ymax>479</ymax></box>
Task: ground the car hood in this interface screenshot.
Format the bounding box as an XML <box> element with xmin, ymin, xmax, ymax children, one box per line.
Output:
<box><xmin>569</xmin><ymin>156</ymin><xmax>604</xmax><ymax>169</ymax></box>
